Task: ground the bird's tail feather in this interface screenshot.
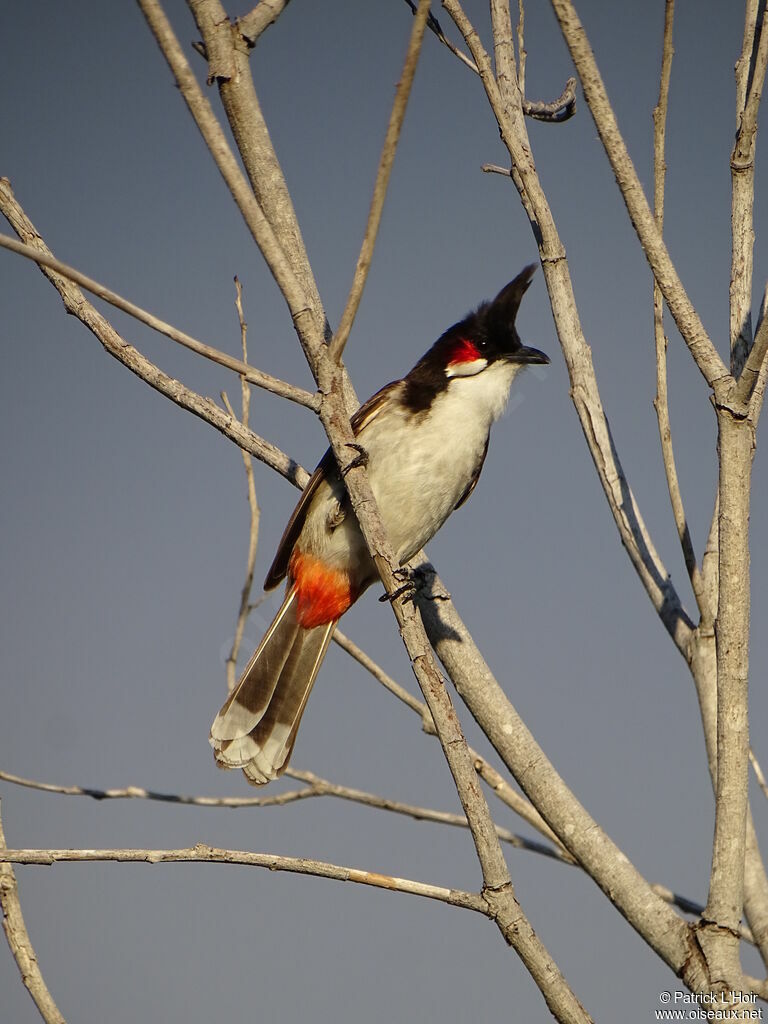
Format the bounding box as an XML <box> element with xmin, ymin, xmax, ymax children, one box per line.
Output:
<box><xmin>210</xmin><ymin>586</ymin><xmax>337</xmax><ymax>785</ymax></box>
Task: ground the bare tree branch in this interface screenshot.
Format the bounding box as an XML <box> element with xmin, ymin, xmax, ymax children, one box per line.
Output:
<box><xmin>750</xmin><ymin>748</ymin><xmax>768</xmax><ymax>802</ymax></box>
<box><xmin>329</xmin><ymin>0</ymin><xmax>430</xmax><ymax>363</ymax></box>
<box><xmin>0</xmin><ymin>768</ymin><xmax>314</xmax><ymax>809</ymax></box>
<box><xmin>701</xmin><ymin>405</ymin><xmax>755</xmax><ymax>978</ymax></box>
<box><xmin>0</xmin><ymin>844</ymin><xmax>488</xmax><ymax>915</ymax></box>
<box><xmin>285</xmin><ymin>770</ymin><xmax>567</xmax><ymax>861</ymax></box>
<box><xmin>414</xmin><ymin>553</ymin><xmax>708</xmax><ymax>987</ymax></box>
<box><xmin>548</xmin><ymin>0</ymin><xmax>729</xmax><ymax>392</ymax></box>
<box><xmin>333</xmin><ymin>627</ymin><xmax>570</xmax><ymax>854</ymax></box>
<box><xmin>0</xmin><ymin>227</ymin><xmax>320</xmax><ymax>411</ymax></box>
<box><xmin>403</xmin><ymin>0</ymin><xmax>479</xmax><ymax>73</ymax></box>
<box><xmin>184</xmin><ymin>0</ymin><xmax>334</xmax><ymax>355</ymax></box>
<box><xmin>221</xmin><ymin>280</ymin><xmax>262</xmax><ymax>693</ymax></box>
<box><xmin>137</xmin><ymin>0</ymin><xmax>327</xmax><ymax>367</ymax></box>
<box><xmin>650</xmin><ymin>1</ymin><xmax>706</xmax><ymax>615</ymax></box>
<box><xmin>735</xmin><ymin>288</ymin><xmax>768</xmax><ymax>411</ymax></box>
<box><xmin>0</xmin><ymin>181</ymin><xmax>309</xmax><ymax>492</ymax></box>
<box><xmin>443</xmin><ymin>0</ymin><xmax>695</xmax><ymax>662</ymax></box>
<box><xmin>173</xmin><ymin>3</ymin><xmax>591</xmax><ymax>1014</ymax></box>
<box><xmin>522</xmin><ymin>76</ymin><xmax>577</xmax><ymax>122</ymax></box>
<box><xmin>0</xmin><ymin>766</ymin><xmax>562</xmax><ymax>860</ymax></box>
<box><xmin>516</xmin><ymin>0</ymin><xmax>526</xmax><ymax>95</ymax></box>
<box><xmin>0</xmin><ymin>801</ymin><xmax>66</xmax><ymax>1024</ymax></box>
<box><xmin>730</xmin><ymin>0</ymin><xmax>768</xmax><ymax>377</ymax></box>
<box><xmin>237</xmin><ymin>0</ymin><xmax>290</xmax><ymax>46</ymax></box>
<box><xmin>696</xmin><ymin>2</ymin><xmax>768</xmax><ymax>978</ymax></box>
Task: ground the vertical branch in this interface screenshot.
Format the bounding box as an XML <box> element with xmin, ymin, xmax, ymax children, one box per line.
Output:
<box><xmin>650</xmin><ymin>0</ymin><xmax>706</xmax><ymax>615</ymax></box>
<box><xmin>516</xmin><ymin>0</ymin><xmax>526</xmax><ymax>97</ymax></box>
<box><xmin>222</xmin><ymin>279</ymin><xmax>261</xmax><ymax>693</ymax></box>
<box><xmin>701</xmin><ymin>407</ymin><xmax>755</xmax><ymax>977</ymax></box>
<box><xmin>730</xmin><ymin>0</ymin><xmax>768</xmax><ymax>376</ymax></box>
<box><xmin>187</xmin><ymin>0</ymin><xmax>329</xmax><ymax>340</ymax></box>
<box><xmin>136</xmin><ymin>0</ymin><xmax>326</xmax><ymax>368</ymax></box>
<box><xmin>443</xmin><ymin>0</ymin><xmax>695</xmax><ymax>657</ymax></box>
<box><xmin>0</xmin><ymin>801</ymin><xmax>67</xmax><ymax>1024</ymax></box>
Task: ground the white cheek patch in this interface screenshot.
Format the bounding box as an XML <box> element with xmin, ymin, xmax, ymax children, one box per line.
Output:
<box><xmin>445</xmin><ymin>357</ymin><xmax>488</xmax><ymax>378</ymax></box>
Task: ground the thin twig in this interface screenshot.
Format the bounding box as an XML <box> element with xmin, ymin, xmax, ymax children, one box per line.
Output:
<box><xmin>137</xmin><ymin>0</ymin><xmax>326</xmax><ymax>364</ymax></box>
<box><xmin>402</xmin><ymin>0</ymin><xmax>479</xmax><ymax>73</ymax></box>
<box><xmin>750</xmin><ymin>283</ymin><xmax>768</xmax><ymax>420</ymax></box>
<box><xmin>650</xmin><ymin>1</ymin><xmax>706</xmax><ymax>615</ymax></box>
<box><xmin>0</xmin><ymin>181</ymin><xmax>310</xmax><ymax>492</ymax></box>
<box><xmin>0</xmin><ymin>769</ymin><xmax>314</xmax><ymax>809</ymax></box>
<box><xmin>5</xmin><ymin>766</ymin><xmax>757</xmax><ymax>945</ymax></box>
<box><xmin>730</xmin><ymin>0</ymin><xmax>768</xmax><ymax>378</ymax></box>
<box><xmin>0</xmin><ymin>801</ymin><xmax>66</xmax><ymax>1024</ymax></box>
<box><xmin>0</xmin><ymin>765</ymin><xmax>566</xmax><ymax>861</ymax></box>
<box><xmin>222</xmin><ymin>279</ymin><xmax>261</xmax><ymax>693</ymax></box>
<box><xmin>522</xmin><ymin>77</ymin><xmax>577</xmax><ymax>122</ymax></box>
<box><xmin>735</xmin><ymin>287</ymin><xmax>768</xmax><ymax>411</ymax></box>
<box><xmin>516</xmin><ymin>0</ymin><xmax>526</xmax><ymax>95</ymax></box>
<box><xmin>750</xmin><ymin>748</ymin><xmax>768</xmax><ymax>802</ymax></box>
<box><xmin>549</xmin><ymin>0</ymin><xmax>729</xmax><ymax>393</ymax></box>
<box><xmin>0</xmin><ymin>844</ymin><xmax>487</xmax><ymax>915</ymax></box>
<box><xmin>0</xmin><ymin>227</ymin><xmax>319</xmax><ymax>411</ymax></box>
<box><xmin>328</xmin><ymin>0</ymin><xmax>430</xmax><ymax>362</ymax></box>
<box><xmin>332</xmin><ymin>627</ymin><xmax>570</xmax><ymax>854</ymax></box>
<box><xmin>482</xmin><ymin>163</ymin><xmax>512</xmax><ymax>176</ymax></box>
<box><xmin>284</xmin><ymin>770</ymin><xmax>568</xmax><ymax>861</ymax></box>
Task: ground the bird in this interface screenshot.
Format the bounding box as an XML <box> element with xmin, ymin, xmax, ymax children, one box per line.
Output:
<box><xmin>210</xmin><ymin>265</ymin><xmax>548</xmax><ymax>784</ymax></box>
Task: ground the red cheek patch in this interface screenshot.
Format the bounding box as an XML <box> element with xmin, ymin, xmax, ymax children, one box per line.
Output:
<box><xmin>449</xmin><ymin>338</ymin><xmax>482</xmax><ymax>364</ymax></box>
<box><xmin>289</xmin><ymin>551</ymin><xmax>355</xmax><ymax>628</ymax></box>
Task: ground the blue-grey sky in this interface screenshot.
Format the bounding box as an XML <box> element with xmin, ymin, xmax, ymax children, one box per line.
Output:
<box><xmin>1</xmin><ymin>2</ymin><xmax>767</xmax><ymax>1021</ymax></box>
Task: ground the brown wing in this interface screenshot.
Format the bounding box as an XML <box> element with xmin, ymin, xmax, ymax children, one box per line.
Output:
<box><xmin>454</xmin><ymin>433</ymin><xmax>489</xmax><ymax>511</ymax></box>
<box><xmin>263</xmin><ymin>381</ymin><xmax>402</xmax><ymax>589</ymax></box>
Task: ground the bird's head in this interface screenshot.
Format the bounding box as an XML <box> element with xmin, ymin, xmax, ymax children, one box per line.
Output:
<box><xmin>403</xmin><ymin>265</ymin><xmax>549</xmax><ymax>412</ymax></box>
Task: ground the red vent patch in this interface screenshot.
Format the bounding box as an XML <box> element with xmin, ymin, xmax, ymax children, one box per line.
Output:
<box><xmin>289</xmin><ymin>551</ymin><xmax>355</xmax><ymax>628</ymax></box>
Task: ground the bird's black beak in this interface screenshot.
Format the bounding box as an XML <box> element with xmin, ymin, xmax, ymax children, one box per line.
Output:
<box><xmin>509</xmin><ymin>345</ymin><xmax>550</xmax><ymax>365</ymax></box>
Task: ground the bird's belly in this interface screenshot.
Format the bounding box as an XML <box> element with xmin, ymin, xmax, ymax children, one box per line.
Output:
<box><xmin>365</xmin><ymin>400</ymin><xmax>488</xmax><ymax>561</ymax></box>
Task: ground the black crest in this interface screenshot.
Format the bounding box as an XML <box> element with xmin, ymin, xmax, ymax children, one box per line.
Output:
<box><xmin>403</xmin><ymin>265</ymin><xmax>545</xmax><ymax>413</ymax></box>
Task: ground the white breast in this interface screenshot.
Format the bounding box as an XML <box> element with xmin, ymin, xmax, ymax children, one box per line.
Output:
<box><xmin>300</xmin><ymin>361</ymin><xmax>521</xmax><ymax>585</ymax></box>
<box><xmin>362</xmin><ymin>361</ymin><xmax>520</xmax><ymax>560</ymax></box>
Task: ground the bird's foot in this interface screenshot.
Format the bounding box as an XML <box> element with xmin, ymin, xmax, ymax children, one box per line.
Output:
<box><xmin>341</xmin><ymin>443</ymin><xmax>368</xmax><ymax>476</ymax></box>
<box><xmin>379</xmin><ymin>567</ymin><xmax>419</xmax><ymax>604</ymax></box>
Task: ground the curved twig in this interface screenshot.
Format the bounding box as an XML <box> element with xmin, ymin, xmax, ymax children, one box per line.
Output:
<box><xmin>522</xmin><ymin>76</ymin><xmax>577</xmax><ymax>122</ymax></box>
<box><xmin>0</xmin><ymin>801</ymin><xmax>66</xmax><ymax>1024</ymax></box>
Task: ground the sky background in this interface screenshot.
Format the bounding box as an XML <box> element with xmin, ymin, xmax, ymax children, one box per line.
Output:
<box><xmin>1</xmin><ymin>1</ymin><xmax>767</xmax><ymax>1021</ymax></box>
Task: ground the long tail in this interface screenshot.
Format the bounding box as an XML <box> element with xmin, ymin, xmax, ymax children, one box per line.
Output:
<box><xmin>210</xmin><ymin>586</ymin><xmax>337</xmax><ymax>785</ymax></box>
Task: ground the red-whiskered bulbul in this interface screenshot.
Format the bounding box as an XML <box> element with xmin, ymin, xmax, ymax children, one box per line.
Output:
<box><xmin>210</xmin><ymin>265</ymin><xmax>548</xmax><ymax>784</ymax></box>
